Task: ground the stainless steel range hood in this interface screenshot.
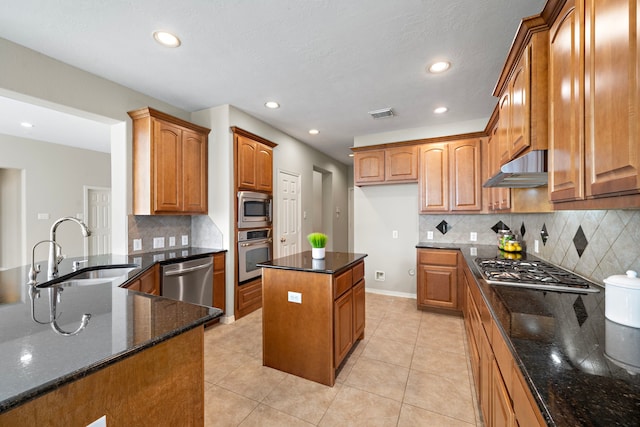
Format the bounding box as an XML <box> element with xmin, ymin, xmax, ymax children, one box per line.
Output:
<box><xmin>483</xmin><ymin>150</ymin><xmax>548</xmax><ymax>188</ymax></box>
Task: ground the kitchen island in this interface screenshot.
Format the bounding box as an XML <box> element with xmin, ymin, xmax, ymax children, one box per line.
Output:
<box><xmin>258</xmin><ymin>251</ymin><xmax>367</xmax><ymax>386</ymax></box>
<box><xmin>0</xmin><ymin>249</ymin><xmax>224</xmax><ymax>425</ymax></box>
<box><xmin>417</xmin><ymin>243</ymin><xmax>640</xmax><ymax>426</ymax></box>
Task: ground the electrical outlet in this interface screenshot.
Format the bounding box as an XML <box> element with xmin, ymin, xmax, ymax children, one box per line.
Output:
<box><xmin>37</xmin><ymin>213</ymin><xmax>50</xmax><ymax>220</ymax></box>
<box><xmin>375</xmin><ymin>271</ymin><xmax>386</xmax><ymax>281</ymax></box>
<box><xmin>534</xmin><ymin>239</ymin><xmax>540</xmax><ymax>253</ymax></box>
<box><xmin>288</xmin><ymin>291</ymin><xmax>302</xmax><ymax>304</ymax></box>
<box><xmin>181</xmin><ymin>235</ymin><xmax>189</xmax><ymax>246</ymax></box>
<box><xmin>470</xmin><ymin>247</ymin><xmax>478</xmax><ymax>256</ymax></box>
<box><xmin>392</xmin><ymin>230</ymin><xmax>398</xmax><ymax>239</ymax></box>
<box><xmin>427</xmin><ymin>231</ymin><xmax>434</xmax><ymax>240</ymax></box>
<box><xmin>470</xmin><ymin>232</ymin><xmax>477</xmax><ymax>242</ymax></box>
<box><xmin>153</xmin><ymin>237</ymin><xmax>165</xmax><ymax>249</ymax></box>
<box><xmin>169</xmin><ymin>236</ymin><xmax>176</xmax><ymax>247</ymax></box>
<box><xmin>133</xmin><ymin>239</ymin><xmax>142</xmax><ymax>251</ymax></box>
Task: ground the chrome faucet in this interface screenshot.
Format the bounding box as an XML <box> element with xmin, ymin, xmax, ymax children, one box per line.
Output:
<box><xmin>28</xmin><ymin>239</ymin><xmax>62</xmax><ymax>285</ymax></box>
<box><xmin>47</xmin><ymin>217</ymin><xmax>91</xmax><ymax>279</ymax></box>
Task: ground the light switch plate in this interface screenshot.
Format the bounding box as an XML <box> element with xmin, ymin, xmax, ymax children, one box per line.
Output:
<box><xmin>37</xmin><ymin>213</ymin><xmax>50</xmax><ymax>220</ymax></box>
<box><xmin>392</xmin><ymin>230</ymin><xmax>398</xmax><ymax>239</ymax></box>
<box><xmin>169</xmin><ymin>236</ymin><xmax>176</xmax><ymax>247</ymax></box>
<box><xmin>288</xmin><ymin>291</ymin><xmax>302</xmax><ymax>304</ymax></box>
<box><xmin>133</xmin><ymin>239</ymin><xmax>142</xmax><ymax>251</ymax></box>
<box><xmin>470</xmin><ymin>232</ymin><xmax>477</xmax><ymax>242</ymax></box>
<box><xmin>153</xmin><ymin>237</ymin><xmax>165</xmax><ymax>249</ymax></box>
<box><xmin>181</xmin><ymin>235</ymin><xmax>189</xmax><ymax>246</ymax></box>
<box><xmin>427</xmin><ymin>231</ymin><xmax>434</xmax><ymax>240</ymax></box>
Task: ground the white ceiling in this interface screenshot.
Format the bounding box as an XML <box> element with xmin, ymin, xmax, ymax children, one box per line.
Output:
<box><xmin>0</xmin><ymin>0</ymin><xmax>546</xmax><ymax>163</ymax></box>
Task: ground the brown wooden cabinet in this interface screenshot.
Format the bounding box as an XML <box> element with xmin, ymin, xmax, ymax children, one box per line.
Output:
<box><xmin>419</xmin><ymin>139</ymin><xmax>482</xmax><ymax>213</ymax></box>
<box><xmin>334</xmin><ymin>288</ymin><xmax>354</xmax><ymax>366</ymax></box>
<box><xmin>123</xmin><ymin>264</ymin><xmax>159</xmax><ymax>295</ymax></box>
<box><xmin>236</xmin><ymin>277</ymin><xmax>262</xmax><ymax>317</ymax></box>
<box><xmin>550</xmin><ymin>0</ymin><xmax>640</xmax><ymax>208</ymax></box>
<box><xmin>353</xmin><ymin>146</ymin><xmax>418</xmax><ymax>185</ymax></box>
<box><xmin>485</xmin><ymin>125</ymin><xmax>512</xmax><ymax>211</ymax></box>
<box><xmin>416</xmin><ymin>249</ymin><xmax>459</xmax><ymax>311</ymax></box>
<box><xmin>233</xmin><ymin>127</ymin><xmax>276</xmax><ymax>193</ymax></box>
<box><xmin>128</xmin><ymin>107</ymin><xmax>209</xmax><ymax>215</ymax></box>
<box><xmin>212</xmin><ymin>252</ymin><xmax>226</xmax><ymax>312</ymax></box>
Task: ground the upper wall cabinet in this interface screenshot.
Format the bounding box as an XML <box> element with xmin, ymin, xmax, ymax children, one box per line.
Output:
<box><xmin>353</xmin><ymin>145</ymin><xmax>418</xmax><ymax>186</ymax></box>
<box><xmin>419</xmin><ymin>139</ymin><xmax>483</xmax><ymax>213</ymax></box>
<box><xmin>232</xmin><ymin>127</ymin><xmax>277</xmax><ymax>194</ymax></box>
<box><xmin>129</xmin><ymin>107</ymin><xmax>209</xmax><ymax>215</ymax></box>
<box><xmin>549</xmin><ymin>0</ymin><xmax>640</xmax><ymax>208</ymax></box>
<box><xmin>494</xmin><ymin>26</ymin><xmax>549</xmax><ymax>166</ymax></box>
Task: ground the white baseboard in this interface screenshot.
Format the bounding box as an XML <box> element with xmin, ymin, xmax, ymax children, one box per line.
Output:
<box><xmin>365</xmin><ymin>288</ymin><xmax>416</xmax><ymax>300</ymax></box>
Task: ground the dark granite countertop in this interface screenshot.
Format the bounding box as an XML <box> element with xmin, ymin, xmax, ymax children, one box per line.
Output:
<box><xmin>0</xmin><ymin>247</ymin><xmax>225</xmax><ymax>414</ymax></box>
<box><xmin>418</xmin><ymin>243</ymin><xmax>640</xmax><ymax>426</ymax></box>
<box><xmin>258</xmin><ymin>251</ymin><xmax>367</xmax><ymax>275</ymax></box>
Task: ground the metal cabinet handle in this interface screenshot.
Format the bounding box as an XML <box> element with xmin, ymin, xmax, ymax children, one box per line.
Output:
<box><xmin>164</xmin><ymin>261</ymin><xmax>213</xmax><ymax>276</ymax></box>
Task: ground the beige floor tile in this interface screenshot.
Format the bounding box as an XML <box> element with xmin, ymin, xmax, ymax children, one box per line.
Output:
<box><xmin>204</xmin><ymin>384</ymin><xmax>259</xmax><ymax>427</ymax></box>
<box><xmin>373</xmin><ymin>318</ymin><xmax>420</xmax><ymax>345</ymax></box>
<box><xmin>410</xmin><ymin>344</ymin><xmax>470</xmax><ymax>380</ymax></box>
<box><xmin>262</xmin><ymin>374</ymin><xmax>341</xmax><ymax>424</ymax></box>
<box><xmin>398</xmin><ymin>403</ymin><xmax>476</xmax><ymax>427</ymax></box>
<box><xmin>217</xmin><ymin>357</ymin><xmax>287</xmax><ymax>401</ymax></box>
<box><xmin>345</xmin><ymin>357</ymin><xmax>409</xmax><ymax>402</ymax></box>
<box><xmin>416</xmin><ymin>324</ymin><xmax>466</xmax><ymax>354</ymax></box>
<box><xmin>239</xmin><ymin>404</ymin><xmax>315</xmax><ymax>427</ymax></box>
<box><xmin>361</xmin><ymin>334</ymin><xmax>415</xmax><ymax>368</ymax></box>
<box><xmin>318</xmin><ymin>386</ymin><xmax>402</xmax><ymax>427</ymax></box>
<box><xmin>204</xmin><ymin>346</ymin><xmax>258</xmax><ymax>385</ymax></box>
<box><xmin>404</xmin><ymin>369</ymin><xmax>476</xmax><ymax>424</ymax></box>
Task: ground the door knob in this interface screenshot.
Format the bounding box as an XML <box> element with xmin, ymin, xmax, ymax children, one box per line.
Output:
<box><xmin>280</xmin><ymin>236</ymin><xmax>286</xmax><ymax>243</ymax></box>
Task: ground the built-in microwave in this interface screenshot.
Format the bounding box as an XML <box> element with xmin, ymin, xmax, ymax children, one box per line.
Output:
<box><xmin>238</xmin><ymin>191</ymin><xmax>272</xmax><ymax>229</ymax></box>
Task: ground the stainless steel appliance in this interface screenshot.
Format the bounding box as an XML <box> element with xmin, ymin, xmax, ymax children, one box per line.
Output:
<box><xmin>161</xmin><ymin>256</ymin><xmax>214</xmax><ymax>306</ymax></box>
<box><xmin>474</xmin><ymin>257</ymin><xmax>600</xmax><ymax>293</ymax></box>
<box><xmin>238</xmin><ymin>228</ymin><xmax>272</xmax><ymax>283</ymax></box>
<box><xmin>238</xmin><ymin>191</ymin><xmax>272</xmax><ymax>229</ymax></box>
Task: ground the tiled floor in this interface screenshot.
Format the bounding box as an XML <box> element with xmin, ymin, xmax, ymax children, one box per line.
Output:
<box><xmin>203</xmin><ymin>293</ymin><xmax>482</xmax><ymax>426</ymax></box>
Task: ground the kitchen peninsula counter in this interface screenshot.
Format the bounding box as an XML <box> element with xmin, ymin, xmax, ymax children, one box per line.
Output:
<box><xmin>0</xmin><ymin>247</ymin><xmax>225</xmax><ymax>424</ymax></box>
<box><xmin>258</xmin><ymin>251</ymin><xmax>367</xmax><ymax>386</ymax></box>
<box><xmin>416</xmin><ymin>243</ymin><xmax>640</xmax><ymax>426</ymax></box>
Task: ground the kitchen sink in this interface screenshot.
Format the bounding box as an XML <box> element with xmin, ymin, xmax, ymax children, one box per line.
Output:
<box><xmin>59</xmin><ymin>265</ymin><xmax>139</xmax><ymax>286</ymax></box>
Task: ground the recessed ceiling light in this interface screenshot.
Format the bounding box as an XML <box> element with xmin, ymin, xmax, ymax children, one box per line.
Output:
<box><xmin>428</xmin><ymin>61</ymin><xmax>451</xmax><ymax>74</ymax></box>
<box><xmin>434</xmin><ymin>107</ymin><xmax>448</xmax><ymax>114</ymax></box>
<box><xmin>20</xmin><ymin>122</ymin><xmax>34</xmax><ymax>128</ymax></box>
<box><xmin>348</xmin><ymin>153</ymin><xmax>354</xmax><ymax>157</ymax></box>
<box><xmin>264</xmin><ymin>101</ymin><xmax>280</xmax><ymax>109</ymax></box>
<box><xmin>308</xmin><ymin>129</ymin><xmax>319</xmax><ymax>135</ymax></box>
<box><xmin>153</xmin><ymin>31</ymin><xmax>181</xmax><ymax>48</ymax></box>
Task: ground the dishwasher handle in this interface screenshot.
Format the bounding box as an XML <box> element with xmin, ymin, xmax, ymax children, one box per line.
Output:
<box><xmin>163</xmin><ymin>260</ymin><xmax>213</xmax><ymax>277</ymax></box>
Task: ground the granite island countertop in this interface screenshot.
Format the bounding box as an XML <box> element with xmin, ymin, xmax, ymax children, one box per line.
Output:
<box><xmin>0</xmin><ymin>247</ymin><xmax>226</xmax><ymax>414</ymax></box>
<box><xmin>417</xmin><ymin>243</ymin><xmax>640</xmax><ymax>426</ymax></box>
<box><xmin>258</xmin><ymin>251</ymin><xmax>367</xmax><ymax>274</ymax></box>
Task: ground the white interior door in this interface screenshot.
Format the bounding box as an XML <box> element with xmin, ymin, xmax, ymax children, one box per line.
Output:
<box><xmin>277</xmin><ymin>170</ymin><xmax>301</xmax><ymax>257</ymax></box>
<box><xmin>85</xmin><ymin>187</ymin><xmax>111</xmax><ymax>256</ymax></box>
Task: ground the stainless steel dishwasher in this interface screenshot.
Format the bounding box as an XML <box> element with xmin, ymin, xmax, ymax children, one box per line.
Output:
<box><xmin>161</xmin><ymin>256</ymin><xmax>214</xmax><ymax>307</ymax></box>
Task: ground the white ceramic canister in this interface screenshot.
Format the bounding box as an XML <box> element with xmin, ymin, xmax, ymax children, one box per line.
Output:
<box><xmin>604</xmin><ymin>270</ymin><xmax>640</xmax><ymax>328</ymax></box>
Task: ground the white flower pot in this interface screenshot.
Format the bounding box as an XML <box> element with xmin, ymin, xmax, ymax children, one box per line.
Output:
<box><xmin>312</xmin><ymin>247</ymin><xmax>325</xmax><ymax>259</ymax></box>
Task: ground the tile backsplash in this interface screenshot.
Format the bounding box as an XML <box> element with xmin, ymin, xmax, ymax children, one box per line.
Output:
<box><xmin>419</xmin><ymin>209</ymin><xmax>640</xmax><ymax>285</ymax></box>
<box><xmin>128</xmin><ymin>215</ymin><xmax>191</xmax><ymax>253</ymax></box>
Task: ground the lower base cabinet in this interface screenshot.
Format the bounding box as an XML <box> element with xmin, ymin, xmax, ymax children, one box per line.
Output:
<box><xmin>236</xmin><ymin>278</ymin><xmax>262</xmax><ymax>319</ymax></box>
<box><xmin>417</xmin><ymin>249</ymin><xmax>460</xmax><ymax>311</ymax></box>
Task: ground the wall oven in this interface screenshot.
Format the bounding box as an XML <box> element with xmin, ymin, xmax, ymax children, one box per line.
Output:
<box><xmin>238</xmin><ymin>191</ymin><xmax>272</xmax><ymax>229</ymax></box>
<box><xmin>237</xmin><ymin>228</ymin><xmax>273</xmax><ymax>283</ymax></box>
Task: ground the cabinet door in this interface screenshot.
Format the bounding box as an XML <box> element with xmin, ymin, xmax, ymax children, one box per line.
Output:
<box><xmin>182</xmin><ymin>129</ymin><xmax>208</xmax><ymax>214</ymax></box>
<box><xmin>549</xmin><ymin>0</ymin><xmax>585</xmax><ymax>202</ymax></box>
<box><xmin>153</xmin><ymin>120</ymin><xmax>183</xmax><ymax>212</ymax></box>
<box><xmin>237</xmin><ymin>135</ymin><xmax>258</xmax><ymax>191</ymax></box>
<box><xmin>256</xmin><ymin>143</ymin><xmax>273</xmax><ymax>193</ymax></box>
<box><xmin>385</xmin><ymin>146</ymin><xmax>418</xmax><ymax>182</ymax></box>
<box><xmin>584</xmin><ymin>0</ymin><xmax>640</xmax><ymax>198</ymax></box>
<box><xmin>417</xmin><ymin>264</ymin><xmax>458</xmax><ymax>310</ymax></box>
<box><xmin>354</xmin><ymin>150</ymin><xmax>385</xmax><ymax>185</ymax></box>
<box><xmin>139</xmin><ymin>265</ymin><xmax>159</xmax><ymax>295</ymax></box>
<box><xmin>479</xmin><ymin>330</ymin><xmax>493</xmax><ymax>424</ymax></box>
<box><xmin>419</xmin><ymin>143</ymin><xmax>449</xmax><ymax>212</ymax></box>
<box><xmin>213</xmin><ymin>253</ymin><xmax>226</xmax><ymax>311</ymax></box>
<box><xmin>450</xmin><ymin>139</ymin><xmax>482</xmax><ymax>211</ymax></box>
<box><xmin>497</xmin><ymin>92</ymin><xmax>511</xmax><ymax>166</ymax></box>
<box><xmin>509</xmin><ymin>45</ymin><xmax>530</xmax><ymax>158</ymax></box>
<box><xmin>353</xmin><ymin>280</ymin><xmax>365</xmax><ymax>340</ymax></box>
<box><xmin>334</xmin><ymin>289</ymin><xmax>353</xmax><ymax>367</ymax></box>
<box><xmin>491</xmin><ymin>359</ymin><xmax>516</xmax><ymax>427</ymax></box>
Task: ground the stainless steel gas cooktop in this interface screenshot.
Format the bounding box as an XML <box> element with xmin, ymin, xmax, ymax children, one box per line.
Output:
<box><xmin>474</xmin><ymin>257</ymin><xmax>600</xmax><ymax>293</ymax></box>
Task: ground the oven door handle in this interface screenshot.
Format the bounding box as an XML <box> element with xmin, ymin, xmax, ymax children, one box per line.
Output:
<box><xmin>164</xmin><ymin>261</ymin><xmax>213</xmax><ymax>277</ymax></box>
<box><xmin>239</xmin><ymin>238</ymin><xmax>273</xmax><ymax>247</ymax></box>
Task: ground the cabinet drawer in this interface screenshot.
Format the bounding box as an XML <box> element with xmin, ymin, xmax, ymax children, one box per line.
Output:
<box><xmin>491</xmin><ymin>320</ymin><xmax>513</xmax><ymax>396</ymax></box>
<box><xmin>334</xmin><ymin>269</ymin><xmax>353</xmax><ymax>299</ymax></box>
<box><xmin>352</xmin><ymin>261</ymin><xmax>364</xmax><ymax>285</ymax></box>
<box><xmin>418</xmin><ymin>249</ymin><xmax>458</xmax><ymax>266</ymax></box>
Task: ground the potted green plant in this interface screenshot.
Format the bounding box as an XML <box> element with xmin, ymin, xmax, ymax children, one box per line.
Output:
<box><xmin>307</xmin><ymin>232</ymin><xmax>328</xmax><ymax>259</ymax></box>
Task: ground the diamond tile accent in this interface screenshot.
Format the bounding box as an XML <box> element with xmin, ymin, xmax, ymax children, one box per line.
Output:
<box><xmin>573</xmin><ymin>296</ymin><xmax>588</xmax><ymax>327</ymax></box>
<box><xmin>520</xmin><ymin>222</ymin><xmax>526</xmax><ymax>238</ymax></box>
<box><xmin>436</xmin><ymin>220</ymin><xmax>450</xmax><ymax>235</ymax></box>
<box><xmin>573</xmin><ymin>226</ymin><xmax>588</xmax><ymax>257</ymax></box>
<box><xmin>541</xmin><ymin>223</ymin><xmax>549</xmax><ymax>246</ymax></box>
<box><xmin>491</xmin><ymin>221</ymin><xmax>510</xmax><ymax>233</ymax></box>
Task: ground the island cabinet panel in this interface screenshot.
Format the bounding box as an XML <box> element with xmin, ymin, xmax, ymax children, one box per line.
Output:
<box><xmin>129</xmin><ymin>107</ymin><xmax>209</xmax><ymax>215</ymax></box>
<box><xmin>0</xmin><ymin>327</ymin><xmax>205</xmax><ymax>427</ymax></box>
<box><xmin>262</xmin><ymin>258</ymin><xmax>365</xmax><ymax>386</ymax></box>
<box><xmin>417</xmin><ymin>249</ymin><xmax>459</xmax><ymax>311</ymax></box>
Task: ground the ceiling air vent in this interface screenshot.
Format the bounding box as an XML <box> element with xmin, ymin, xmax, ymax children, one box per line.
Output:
<box><xmin>368</xmin><ymin>108</ymin><xmax>394</xmax><ymax>119</ymax></box>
